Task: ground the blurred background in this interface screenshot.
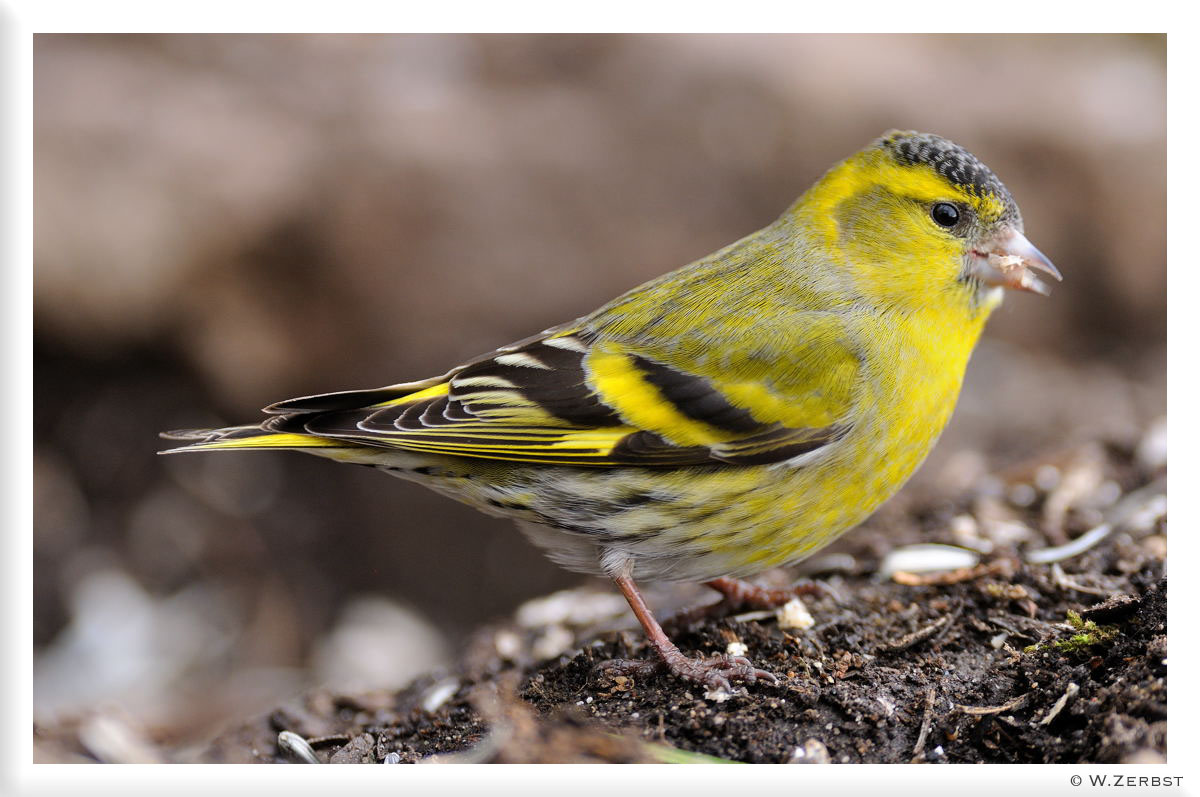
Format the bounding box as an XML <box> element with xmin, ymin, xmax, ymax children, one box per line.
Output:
<box><xmin>33</xmin><ymin>33</ymin><xmax>1165</xmax><ymax>751</ymax></box>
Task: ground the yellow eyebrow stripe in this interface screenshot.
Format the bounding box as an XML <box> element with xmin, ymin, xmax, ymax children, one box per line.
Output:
<box><xmin>802</xmin><ymin>151</ymin><xmax>1009</xmax><ymax>245</ymax></box>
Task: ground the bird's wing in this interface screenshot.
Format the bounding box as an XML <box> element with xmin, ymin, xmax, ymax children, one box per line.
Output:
<box><xmin>246</xmin><ymin>318</ymin><xmax>861</xmax><ymax>468</ymax></box>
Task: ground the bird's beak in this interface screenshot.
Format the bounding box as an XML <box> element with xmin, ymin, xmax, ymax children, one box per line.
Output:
<box><xmin>968</xmin><ymin>227</ymin><xmax>1062</xmax><ymax>296</ymax></box>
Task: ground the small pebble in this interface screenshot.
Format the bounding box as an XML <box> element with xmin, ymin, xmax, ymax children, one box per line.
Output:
<box><xmin>950</xmin><ymin>514</ymin><xmax>993</xmax><ymax>553</ymax></box>
<box><xmin>983</xmin><ymin>518</ymin><xmax>1036</xmax><ymax>547</ymax></box>
<box><xmin>1126</xmin><ymin>495</ymin><xmax>1168</xmax><ymax>534</ymax></box>
<box><xmin>775</xmin><ymin>598</ymin><xmax>815</xmax><ymax>631</ymax></box>
<box><xmin>1008</xmin><ymin>483</ymin><xmax>1037</xmax><ymax>507</ymax></box>
<box><xmin>494</xmin><ymin>630</ymin><xmax>521</xmax><ymax>660</ymax></box>
<box><xmin>1134</xmin><ymin>417</ymin><xmax>1167</xmax><ymax>473</ymax></box>
<box><xmin>787</xmin><ymin>738</ymin><xmax>831</xmax><ymax>764</ymax></box>
<box><xmin>1143</xmin><ymin>534</ymin><xmax>1166</xmax><ymax>559</ymax></box>
<box><xmin>420</xmin><ymin>679</ymin><xmax>460</xmax><ymax>713</ymax></box>
<box><xmin>1124</xmin><ymin>749</ymin><xmax>1167</xmax><ymax>765</ymax></box>
<box><xmin>531</xmin><ymin>624</ymin><xmax>574</xmax><ymax>660</ymax></box>
<box><xmin>1094</xmin><ymin>480</ymin><xmax>1122</xmax><ymax>508</ymax></box>
<box><xmin>515</xmin><ymin>589</ymin><xmax>629</xmax><ymax>628</ymax></box>
<box><xmin>1034</xmin><ymin>464</ymin><xmax>1061</xmax><ymax>492</ymax></box>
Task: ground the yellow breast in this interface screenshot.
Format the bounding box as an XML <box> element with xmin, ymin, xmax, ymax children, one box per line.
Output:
<box><xmin>722</xmin><ymin>298</ymin><xmax>992</xmax><ymax>574</ymax></box>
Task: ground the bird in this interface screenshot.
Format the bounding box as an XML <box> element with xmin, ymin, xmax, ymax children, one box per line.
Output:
<box><xmin>161</xmin><ymin>130</ymin><xmax>1060</xmax><ymax>691</ymax></box>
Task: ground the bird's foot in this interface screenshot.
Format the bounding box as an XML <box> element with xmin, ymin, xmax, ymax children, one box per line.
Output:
<box><xmin>598</xmin><ymin>651</ymin><xmax>778</xmax><ymax>693</ymax></box>
<box><xmin>667</xmin><ymin>577</ymin><xmax>825</xmax><ymax>626</ymax></box>
<box><xmin>601</xmin><ymin>571</ymin><xmax>779</xmax><ymax>692</ymax></box>
<box><xmin>706</xmin><ymin>576</ymin><xmax>825</xmax><ymax>610</ymax></box>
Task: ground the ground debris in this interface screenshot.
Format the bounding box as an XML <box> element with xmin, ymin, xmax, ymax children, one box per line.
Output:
<box><xmin>192</xmin><ymin>563</ymin><xmax>1164</xmax><ymax>764</ymax></box>
<box><xmin>957</xmin><ymin>692</ymin><xmax>1032</xmax><ymax>716</ymax></box>
<box><xmin>877</xmin><ymin>612</ymin><xmax>957</xmax><ymax>653</ymax></box>
<box><xmin>174</xmin><ymin>432</ymin><xmax>1169</xmax><ymax>763</ymax></box>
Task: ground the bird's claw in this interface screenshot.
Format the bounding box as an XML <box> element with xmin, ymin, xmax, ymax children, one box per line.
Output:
<box><xmin>597</xmin><ymin>657</ymin><xmax>660</xmax><ymax>679</ymax></box>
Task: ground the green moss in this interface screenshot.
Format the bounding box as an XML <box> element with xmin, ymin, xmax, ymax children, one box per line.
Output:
<box><xmin>1023</xmin><ymin>610</ymin><xmax>1120</xmax><ymax>654</ymax></box>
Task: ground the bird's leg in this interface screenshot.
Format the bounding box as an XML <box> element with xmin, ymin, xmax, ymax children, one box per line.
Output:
<box><xmin>598</xmin><ymin>572</ymin><xmax>778</xmax><ymax>692</ymax></box>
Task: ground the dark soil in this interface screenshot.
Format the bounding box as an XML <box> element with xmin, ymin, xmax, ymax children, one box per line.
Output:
<box><xmin>182</xmin><ymin>435</ymin><xmax>1166</xmax><ymax>764</ymax></box>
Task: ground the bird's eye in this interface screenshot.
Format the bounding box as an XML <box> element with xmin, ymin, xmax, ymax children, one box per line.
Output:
<box><xmin>931</xmin><ymin>203</ymin><xmax>960</xmax><ymax>227</ymax></box>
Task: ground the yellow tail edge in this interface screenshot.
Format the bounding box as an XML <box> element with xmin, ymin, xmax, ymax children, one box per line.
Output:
<box><xmin>159</xmin><ymin>429</ymin><xmax>349</xmax><ymax>454</ymax></box>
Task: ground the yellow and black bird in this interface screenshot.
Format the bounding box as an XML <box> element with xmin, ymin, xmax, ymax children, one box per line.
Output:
<box><xmin>162</xmin><ymin>131</ymin><xmax>1059</xmax><ymax>690</ymax></box>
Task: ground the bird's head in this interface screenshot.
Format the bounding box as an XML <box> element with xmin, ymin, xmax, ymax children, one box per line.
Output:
<box><xmin>794</xmin><ymin>130</ymin><xmax>1060</xmax><ymax>312</ymax></box>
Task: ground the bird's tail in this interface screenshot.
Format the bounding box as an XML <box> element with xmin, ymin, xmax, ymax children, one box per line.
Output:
<box><xmin>158</xmin><ymin>425</ymin><xmax>349</xmax><ymax>454</ymax></box>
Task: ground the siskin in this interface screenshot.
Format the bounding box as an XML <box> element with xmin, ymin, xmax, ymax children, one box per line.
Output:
<box><xmin>163</xmin><ymin>131</ymin><xmax>1059</xmax><ymax>690</ymax></box>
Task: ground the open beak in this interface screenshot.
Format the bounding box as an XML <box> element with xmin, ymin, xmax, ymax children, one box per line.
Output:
<box><xmin>968</xmin><ymin>227</ymin><xmax>1062</xmax><ymax>296</ymax></box>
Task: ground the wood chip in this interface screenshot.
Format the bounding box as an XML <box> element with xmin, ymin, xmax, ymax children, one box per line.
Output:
<box><xmin>1038</xmin><ymin>682</ymin><xmax>1080</xmax><ymax>726</ymax></box>
<box><xmin>879</xmin><ymin>613</ymin><xmax>955</xmax><ymax>653</ymax></box>
<box><xmin>911</xmin><ymin>689</ymin><xmax>936</xmax><ymax>760</ymax></box>
<box><xmin>957</xmin><ymin>692</ymin><xmax>1032</xmax><ymax>716</ymax></box>
<box><xmin>892</xmin><ymin>560</ymin><xmax>1014</xmax><ymax>586</ymax></box>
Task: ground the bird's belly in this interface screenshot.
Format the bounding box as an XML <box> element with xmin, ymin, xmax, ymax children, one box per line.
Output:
<box><xmin>379</xmin><ymin>416</ymin><xmax>942</xmax><ymax>583</ymax></box>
